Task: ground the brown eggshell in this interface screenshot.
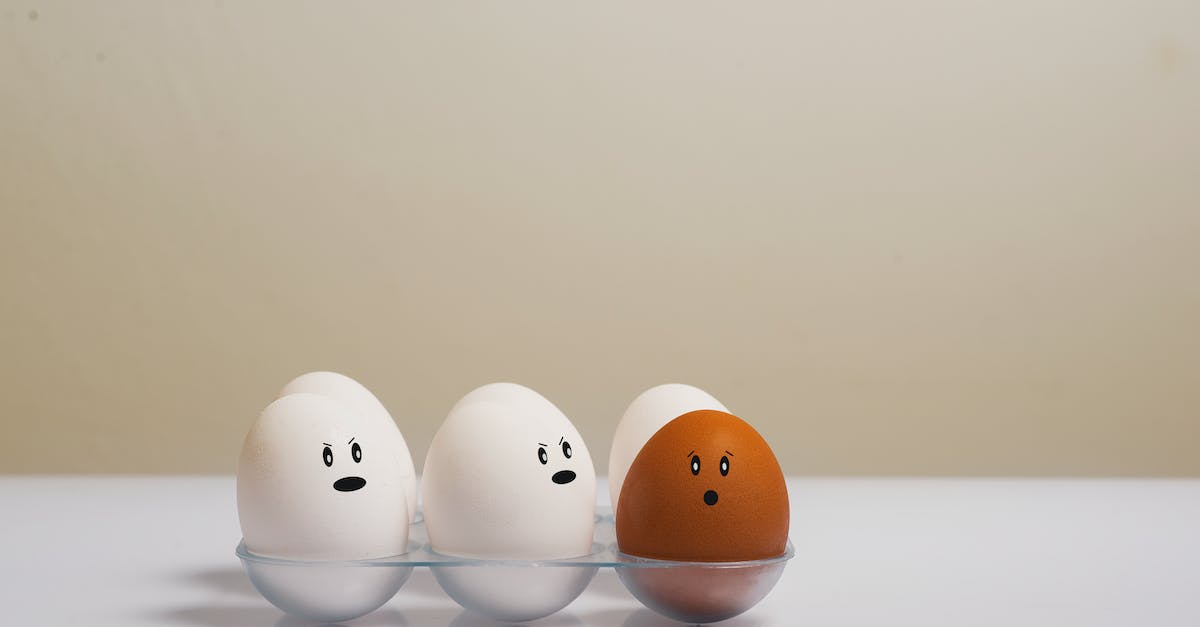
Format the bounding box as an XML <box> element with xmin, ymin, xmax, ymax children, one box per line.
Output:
<box><xmin>616</xmin><ymin>409</ymin><xmax>789</xmax><ymax>562</ymax></box>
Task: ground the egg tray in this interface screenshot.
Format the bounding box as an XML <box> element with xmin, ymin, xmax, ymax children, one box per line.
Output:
<box><xmin>236</xmin><ymin>508</ymin><xmax>794</xmax><ymax>624</ymax></box>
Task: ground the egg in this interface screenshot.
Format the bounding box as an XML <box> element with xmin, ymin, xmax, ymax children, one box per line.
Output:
<box><xmin>237</xmin><ymin>393</ymin><xmax>411</xmax><ymax>560</ymax></box>
<box><xmin>616</xmin><ymin>409</ymin><xmax>788</xmax><ymax>562</ymax></box>
<box><xmin>608</xmin><ymin>384</ymin><xmax>729</xmax><ymax>514</ymax></box>
<box><xmin>422</xmin><ymin>383</ymin><xmax>596</xmax><ymax>560</ymax></box>
<box><xmin>236</xmin><ymin>392</ymin><xmax>413</xmax><ymax>622</ymax></box>
<box><xmin>421</xmin><ymin>383</ymin><xmax>599</xmax><ymax>622</ymax></box>
<box><xmin>278</xmin><ymin>371</ymin><xmax>417</xmax><ymax>520</ymax></box>
<box><xmin>448</xmin><ymin>380</ymin><xmax>570</xmax><ymax>420</ymax></box>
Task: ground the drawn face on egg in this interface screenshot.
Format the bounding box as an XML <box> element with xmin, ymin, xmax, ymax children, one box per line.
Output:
<box><xmin>323</xmin><ymin>436</ymin><xmax>367</xmax><ymax>492</ymax></box>
<box><xmin>237</xmin><ymin>393</ymin><xmax>410</xmax><ymax>560</ymax></box>
<box><xmin>448</xmin><ymin>382</ymin><xmax>590</xmax><ymax>489</ymax></box>
<box><xmin>537</xmin><ymin>437</ymin><xmax>578</xmax><ymax>484</ymax></box>
<box><xmin>422</xmin><ymin>384</ymin><xmax>597</xmax><ymax>560</ymax></box>
<box><xmin>278</xmin><ymin>371</ymin><xmax>418</xmax><ymax>518</ymax></box>
<box><xmin>608</xmin><ymin>384</ymin><xmax>730</xmax><ymax>517</ymax></box>
<box><xmin>686</xmin><ymin>446</ymin><xmax>733</xmax><ymax>507</ymax></box>
<box><xmin>616</xmin><ymin>409</ymin><xmax>789</xmax><ymax>562</ymax></box>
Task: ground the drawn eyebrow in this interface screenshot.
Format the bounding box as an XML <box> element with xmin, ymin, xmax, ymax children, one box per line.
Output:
<box><xmin>538</xmin><ymin>442</ymin><xmax>548</xmax><ymax>447</ymax></box>
<box><xmin>348</xmin><ymin>437</ymin><xmax>356</xmax><ymax>445</ymax></box>
<box><xmin>686</xmin><ymin>450</ymin><xmax>695</xmax><ymax>458</ymax></box>
<box><xmin>323</xmin><ymin>442</ymin><xmax>332</xmax><ymax>447</ymax></box>
<box><xmin>725</xmin><ymin>450</ymin><xmax>734</xmax><ymax>457</ymax></box>
<box><xmin>559</xmin><ymin>436</ymin><xmax>564</xmax><ymax>445</ymax></box>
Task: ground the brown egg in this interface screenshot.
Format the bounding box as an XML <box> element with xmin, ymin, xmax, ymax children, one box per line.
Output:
<box><xmin>616</xmin><ymin>409</ymin><xmax>789</xmax><ymax>562</ymax></box>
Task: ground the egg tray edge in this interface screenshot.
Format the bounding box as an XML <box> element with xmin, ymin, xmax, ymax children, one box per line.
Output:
<box><xmin>235</xmin><ymin>508</ymin><xmax>796</xmax><ymax>569</ymax></box>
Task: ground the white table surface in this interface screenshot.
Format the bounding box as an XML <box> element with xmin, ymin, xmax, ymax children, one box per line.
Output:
<box><xmin>3</xmin><ymin>477</ymin><xmax>1198</xmax><ymax>626</ymax></box>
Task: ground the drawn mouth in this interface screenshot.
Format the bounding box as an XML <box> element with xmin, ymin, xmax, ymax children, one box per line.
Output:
<box><xmin>333</xmin><ymin>476</ymin><xmax>366</xmax><ymax>492</ymax></box>
<box><xmin>703</xmin><ymin>490</ymin><xmax>718</xmax><ymax>506</ymax></box>
<box><xmin>552</xmin><ymin>470</ymin><xmax>576</xmax><ymax>485</ymax></box>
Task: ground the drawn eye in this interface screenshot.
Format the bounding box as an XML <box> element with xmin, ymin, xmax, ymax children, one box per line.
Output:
<box><xmin>351</xmin><ymin>442</ymin><xmax>362</xmax><ymax>463</ymax></box>
<box><xmin>538</xmin><ymin>447</ymin><xmax>548</xmax><ymax>465</ymax></box>
<box><xmin>690</xmin><ymin>455</ymin><xmax>701</xmax><ymax>475</ymax></box>
<box><xmin>322</xmin><ymin>446</ymin><xmax>333</xmax><ymax>467</ymax></box>
<box><xmin>720</xmin><ymin>455</ymin><xmax>729</xmax><ymax>476</ymax></box>
<box><xmin>562</xmin><ymin>441</ymin><xmax>572</xmax><ymax>459</ymax></box>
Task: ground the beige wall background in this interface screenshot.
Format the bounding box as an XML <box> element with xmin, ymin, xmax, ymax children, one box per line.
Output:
<box><xmin>2</xmin><ymin>1</ymin><xmax>1198</xmax><ymax>475</ymax></box>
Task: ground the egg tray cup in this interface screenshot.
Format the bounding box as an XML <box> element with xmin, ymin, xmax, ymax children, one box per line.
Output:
<box><xmin>236</xmin><ymin>509</ymin><xmax>794</xmax><ymax>624</ymax></box>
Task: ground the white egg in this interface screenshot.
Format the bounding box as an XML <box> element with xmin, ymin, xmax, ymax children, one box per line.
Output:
<box><xmin>237</xmin><ymin>393</ymin><xmax>410</xmax><ymax>560</ymax></box>
<box><xmin>607</xmin><ymin>384</ymin><xmax>729</xmax><ymax>514</ymax></box>
<box><xmin>423</xmin><ymin>383</ymin><xmax>596</xmax><ymax>560</ymax></box>
<box><xmin>278</xmin><ymin>371</ymin><xmax>417</xmax><ymax>520</ymax></box>
<box><xmin>448</xmin><ymin>380</ymin><xmax>565</xmax><ymax>419</ymax></box>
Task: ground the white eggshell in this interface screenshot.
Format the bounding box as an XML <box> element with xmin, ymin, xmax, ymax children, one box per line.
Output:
<box><xmin>237</xmin><ymin>393</ymin><xmax>410</xmax><ymax>560</ymax></box>
<box><xmin>448</xmin><ymin>381</ymin><xmax>564</xmax><ymax>420</ymax></box>
<box><xmin>423</xmin><ymin>384</ymin><xmax>596</xmax><ymax>560</ymax></box>
<box><xmin>278</xmin><ymin>371</ymin><xmax>417</xmax><ymax>519</ymax></box>
<box><xmin>607</xmin><ymin>384</ymin><xmax>729</xmax><ymax>514</ymax></box>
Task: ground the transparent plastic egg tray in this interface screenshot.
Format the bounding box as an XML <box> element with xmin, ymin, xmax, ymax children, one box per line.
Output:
<box><xmin>236</xmin><ymin>509</ymin><xmax>793</xmax><ymax>624</ymax></box>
